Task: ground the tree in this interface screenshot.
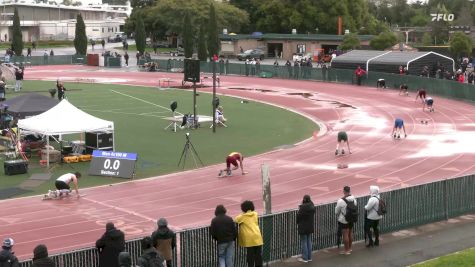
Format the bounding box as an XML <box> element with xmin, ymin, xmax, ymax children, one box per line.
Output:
<box><xmin>449</xmin><ymin>32</ymin><xmax>472</xmax><ymax>60</ymax></box>
<box><xmin>126</xmin><ymin>0</ymin><xmax>249</xmax><ymax>41</ymax></box>
<box><xmin>369</xmin><ymin>31</ymin><xmax>398</xmax><ymax>50</ymax></box>
<box><xmin>422</xmin><ymin>32</ymin><xmax>432</xmax><ymax>46</ymax></box>
<box><xmin>339</xmin><ymin>33</ymin><xmax>361</xmax><ymax>51</ymax></box>
<box><xmin>74</xmin><ymin>13</ymin><xmax>87</xmax><ymax>55</ymax></box>
<box><xmin>135</xmin><ymin>16</ymin><xmax>146</xmax><ymax>54</ymax></box>
<box><xmin>197</xmin><ymin>22</ymin><xmax>207</xmax><ymax>61</ymax></box>
<box><xmin>183</xmin><ymin>12</ymin><xmax>193</xmax><ymax>58</ymax></box>
<box><xmin>206</xmin><ymin>3</ymin><xmax>219</xmax><ymax>60</ymax></box>
<box><xmin>12</xmin><ymin>7</ymin><xmax>23</xmax><ymax>56</ymax></box>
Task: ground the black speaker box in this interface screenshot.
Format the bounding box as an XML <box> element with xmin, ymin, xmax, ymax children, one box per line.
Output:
<box><xmin>184</xmin><ymin>59</ymin><xmax>200</xmax><ymax>83</ymax></box>
<box><xmin>4</xmin><ymin>160</ymin><xmax>28</xmax><ymax>175</ymax></box>
<box><xmin>85</xmin><ymin>132</ymin><xmax>113</xmax><ymax>148</ymax></box>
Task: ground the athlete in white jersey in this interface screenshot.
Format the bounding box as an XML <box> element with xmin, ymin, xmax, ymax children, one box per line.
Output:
<box><xmin>55</xmin><ymin>172</ymin><xmax>81</xmax><ymax>197</ymax></box>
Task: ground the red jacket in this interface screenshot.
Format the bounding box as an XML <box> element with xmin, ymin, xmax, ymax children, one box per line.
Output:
<box><xmin>355</xmin><ymin>68</ymin><xmax>366</xmax><ymax>77</ymax></box>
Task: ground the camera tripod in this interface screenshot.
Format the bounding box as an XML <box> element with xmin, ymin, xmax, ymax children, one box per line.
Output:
<box><xmin>178</xmin><ymin>134</ymin><xmax>204</xmax><ymax>169</ymax></box>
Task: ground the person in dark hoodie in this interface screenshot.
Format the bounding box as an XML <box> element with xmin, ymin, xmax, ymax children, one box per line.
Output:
<box><xmin>118</xmin><ymin>251</ymin><xmax>132</xmax><ymax>267</ymax></box>
<box><xmin>137</xmin><ymin>237</ymin><xmax>164</xmax><ymax>267</ymax></box>
<box><xmin>210</xmin><ymin>204</ymin><xmax>237</xmax><ymax>267</ymax></box>
<box><xmin>151</xmin><ymin>218</ymin><xmax>176</xmax><ymax>267</ymax></box>
<box><xmin>296</xmin><ymin>195</ymin><xmax>316</xmax><ymax>263</ymax></box>
<box><xmin>32</xmin><ymin>244</ymin><xmax>55</xmax><ymax>267</ymax></box>
<box><xmin>0</xmin><ymin>238</ymin><xmax>19</xmax><ymax>267</ymax></box>
<box><xmin>96</xmin><ymin>222</ymin><xmax>125</xmax><ymax>267</ymax></box>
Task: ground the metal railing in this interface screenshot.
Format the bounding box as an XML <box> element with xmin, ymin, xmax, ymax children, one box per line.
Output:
<box><xmin>20</xmin><ymin>174</ymin><xmax>475</xmax><ymax>266</ymax></box>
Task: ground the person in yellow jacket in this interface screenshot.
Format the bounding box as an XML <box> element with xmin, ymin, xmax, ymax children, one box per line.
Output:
<box><xmin>235</xmin><ymin>200</ymin><xmax>263</xmax><ymax>267</ymax></box>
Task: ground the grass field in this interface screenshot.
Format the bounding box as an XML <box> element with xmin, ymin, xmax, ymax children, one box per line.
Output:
<box><xmin>412</xmin><ymin>247</ymin><xmax>475</xmax><ymax>267</ymax></box>
<box><xmin>0</xmin><ymin>80</ymin><xmax>316</xmax><ymax>199</ymax></box>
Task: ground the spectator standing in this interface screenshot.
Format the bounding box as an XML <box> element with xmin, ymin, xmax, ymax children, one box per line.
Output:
<box><xmin>27</xmin><ymin>47</ymin><xmax>32</xmax><ymax>57</ymax></box>
<box><xmin>256</xmin><ymin>59</ymin><xmax>261</xmax><ymax>75</ymax></box>
<box><xmin>364</xmin><ymin>185</ymin><xmax>382</xmax><ymax>247</ymax></box>
<box><xmin>250</xmin><ymin>58</ymin><xmax>256</xmax><ymax>76</ymax></box>
<box><xmin>354</xmin><ymin>65</ymin><xmax>366</xmax><ymax>86</ymax></box>
<box><xmin>91</xmin><ymin>39</ymin><xmax>96</xmax><ymax>51</ymax></box>
<box><xmin>297</xmin><ymin>195</ymin><xmax>316</xmax><ymax>263</ymax></box>
<box><xmin>49</xmin><ymin>50</ymin><xmax>54</xmax><ymax>56</ymax></box>
<box><xmin>285</xmin><ymin>60</ymin><xmax>292</xmax><ymax>78</ymax></box>
<box><xmin>95</xmin><ymin>222</ymin><xmax>125</xmax><ymax>267</ymax></box>
<box><xmin>335</xmin><ymin>186</ymin><xmax>357</xmax><ymax>255</ymax></box>
<box><xmin>137</xmin><ymin>237</ymin><xmax>164</xmax><ymax>267</ymax></box>
<box><xmin>14</xmin><ymin>68</ymin><xmax>23</xmax><ymax>92</ymax></box>
<box><xmin>32</xmin><ymin>41</ymin><xmax>37</xmax><ymax>51</ymax></box>
<box><xmin>0</xmin><ymin>81</ymin><xmax>6</xmax><ymax>101</ymax></box>
<box><xmin>136</xmin><ymin>52</ymin><xmax>141</xmax><ymax>65</ymax></box>
<box><xmin>57</xmin><ymin>81</ymin><xmax>66</xmax><ymax>100</ymax></box>
<box><xmin>32</xmin><ymin>244</ymin><xmax>55</xmax><ymax>267</ymax></box>
<box><xmin>151</xmin><ymin>218</ymin><xmax>176</xmax><ymax>267</ymax></box>
<box><xmin>293</xmin><ymin>60</ymin><xmax>300</xmax><ymax>79</ymax></box>
<box><xmin>468</xmin><ymin>71</ymin><xmax>474</xmax><ymax>84</ymax></box>
<box><xmin>225</xmin><ymin>58</ymin><xmax>229</xmax><ymax>75</ymax></box>
<box><xmin>244</xmin><ymin>59</ymin><xmax>249</xmax><ymax>76</ymax></box>
<box><xmin>0</xmin><ymin>238</ymin><xmax>19</xmax><ymax>267</ymax></box>
<box><xmin>101</xmin><ymin>39</ymin><xmax>105</xmax><ymax>50</ymax></box>
<box><xmin>235</xmin><ymin>200</ymin><xmax>263</xmax><ymax>267</ymax></box>
<box><xmin>219</xmin><ymin>58</ymin><xmax>225</xmax><ymax>75</ymax></box>
<box><xmin>210</xmin><ymin>205</ymin><xmax>237</xmax><ymax>267</ymax></box>
<box><xmin>124</xmin><ymin>52</ymin><xmax>129</xmax><ymax>66</ymax></box>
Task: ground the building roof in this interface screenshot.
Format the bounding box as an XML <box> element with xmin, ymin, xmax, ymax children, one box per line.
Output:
<box><xmin>370</xmin><ymin>51</ymin><xmax>431</xmax><ymax>65</ymax></box>
<box><xmin>0</xmin><ymin>2</ymin><xmax>129</xmax><ymax>15</ymax></box>
<box><xmin>220</xmin><ymin>33</ymin><xmax>374</xmax><ymax>42</ymax></box>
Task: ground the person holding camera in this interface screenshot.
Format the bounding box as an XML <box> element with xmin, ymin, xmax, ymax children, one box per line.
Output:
<box><xmin>57</xmin><ymin>81</ymin><xmax>66</xmax><ymax>100</ymax></box>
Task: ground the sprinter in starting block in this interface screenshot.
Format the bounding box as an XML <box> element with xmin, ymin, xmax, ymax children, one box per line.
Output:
<box><xmin>43</xmin><ymin>189</ymin><xmax>72</xmax><ymax>200</ymax></box>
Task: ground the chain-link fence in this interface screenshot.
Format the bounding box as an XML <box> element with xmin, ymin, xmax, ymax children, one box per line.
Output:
<box><xmin>20</xmin><ymin>174</ymin><xmax>475</xmax><ymax>266</ymax></box>
<box><xmin>154</xmin><ymin>59</ymin><xmax>475</xmax><ymax>104</ymax></box>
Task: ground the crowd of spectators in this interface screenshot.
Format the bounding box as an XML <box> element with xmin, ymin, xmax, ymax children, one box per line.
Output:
<box><xmin>1</xmin><ymin>187</ymin><xmax>386</xmax><ymax>266</ymax></box>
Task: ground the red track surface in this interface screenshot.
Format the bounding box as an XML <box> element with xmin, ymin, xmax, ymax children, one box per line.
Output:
<box><xmin>2</xmin><ymin>65</ymin><xmax>475</xmax><ymax>259</ymax></box>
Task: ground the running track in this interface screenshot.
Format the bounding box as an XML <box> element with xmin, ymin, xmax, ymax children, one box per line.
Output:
<box><xmin>2</xmin><ymin>65</ymin><xmax>475</xmax><ymax>259</ymax></box>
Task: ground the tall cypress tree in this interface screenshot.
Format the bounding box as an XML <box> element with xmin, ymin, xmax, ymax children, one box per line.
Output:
<box><xmin>198</xmin><ymin>22</ymin><xmax>207</xmax><ymax>61</ymax></box>
<box><xmin>135</xmin><ymin>16</ymin><xmax>146</xmax><ymax>54</ymax></box>
<box><xmin>12</xmin><ymin>7</ymin><xmax>23</xmax><ymax>56</ymax></box>
<box><xmin>183</xmin><ymin>12</ymin><xmax>193</xmax><ymax>58</ymax></box>
<box><xmin>74</xmin><ymin>14</ymin><xmax>87</xmax><ymax>55</ymax></box>
<box><xmin>206</xmin><ymin>3</ymin><xmax>219</xmax><ymax>60</ymax></box>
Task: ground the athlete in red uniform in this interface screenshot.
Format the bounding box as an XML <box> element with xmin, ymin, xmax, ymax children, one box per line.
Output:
<box><xmin>219</xmin><ymin>152</ymin><xmax>247</xmax><ymax>177</ymax></box>
<box><xmin>415</xmin><ymin>88</ymin><xmax>426</xmax><ymax>103</ymax></box>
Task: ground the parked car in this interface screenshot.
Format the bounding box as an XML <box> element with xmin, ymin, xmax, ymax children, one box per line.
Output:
<box><xmin>237</xmin><ymin>49</ymin><xmax>265</xmax><ymax>61</ymax></box>
<box><xmin>170</xmin><ymin>47</ymin><xmax>184</xmax><ymax>57</ymax></box>
<box><xmin>108</xmin><ymin>33</ymin><xmax>126</xmax><ymax>43</ymax></box>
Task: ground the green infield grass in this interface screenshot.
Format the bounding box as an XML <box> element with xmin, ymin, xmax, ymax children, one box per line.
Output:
<box><xmin>0</xmin><ymin>80</ymin><xmax>316</xmax><ymax>199</ymax></box>
<box><xmin>412</xmin><ymin>247</ymin><xmax>475</xmax><ymax>267</ymax></box>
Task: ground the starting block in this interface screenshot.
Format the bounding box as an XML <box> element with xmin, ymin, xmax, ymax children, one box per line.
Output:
<box><xmin>43</xmin><ymin>189</ymin><xmax>71</xmax><ymax>200</ymax></box>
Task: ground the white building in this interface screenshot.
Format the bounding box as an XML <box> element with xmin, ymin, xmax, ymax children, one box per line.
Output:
<box><xmin>0</xmin><ymin>2</ymin><xmax>130</xmax><ymax>41</ymax></box>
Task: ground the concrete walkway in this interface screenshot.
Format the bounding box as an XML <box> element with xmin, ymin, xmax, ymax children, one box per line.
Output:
<box><xmin>271</xmin><ymin>214</ymin><xmax>475</xmax><ymax>267</ymax></box>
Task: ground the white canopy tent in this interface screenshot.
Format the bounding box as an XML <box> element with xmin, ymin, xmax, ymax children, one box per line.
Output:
<box><xmin>18</xmin><ymin>99</ymin><xmax>114</xmax><ymax>166</ymax></box>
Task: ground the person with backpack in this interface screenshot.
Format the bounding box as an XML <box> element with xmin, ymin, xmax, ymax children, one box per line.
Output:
<box><xmin>0</xmin><ymin>238</ymin><xmax>19</xmax><ymax>267</ymax></box>
<box><xmin>335</xmin><ymin>186</ymin><xmax>357</xmax><ymax>255</ymax></box>
<box><xmin>365</xmin><ymin>185</ymin><xmax>384</xmax><ymax>247</ymax></box>
<box><xmin>151</xmin><ymin>218</ymin><xmax>176</xmax><ymax>267</ymax></box>
<box><xmin>137</xmin><ymin>237</ymin><xmax>164</xmax><ymax>267</ymax></box>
